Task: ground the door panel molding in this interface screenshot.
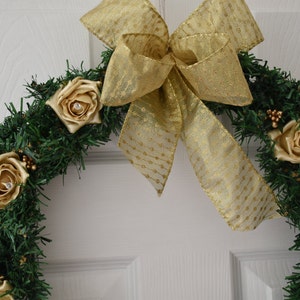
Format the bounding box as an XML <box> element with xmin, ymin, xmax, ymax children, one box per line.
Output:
<box><xmin>231</xmin><ymin>250</ymin><xmax>300</xmax><ymax>300</ymax></box>
<box><xmin>44</xmin><ymin>256</ymin><xmax>139</xmax><ymax>300</ymax></box>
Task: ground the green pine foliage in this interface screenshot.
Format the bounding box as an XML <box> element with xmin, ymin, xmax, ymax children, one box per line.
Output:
<box><xmin>0</xmin><ymin>49</ymin><xmax>128</xmax><ymax>299</ymax></box>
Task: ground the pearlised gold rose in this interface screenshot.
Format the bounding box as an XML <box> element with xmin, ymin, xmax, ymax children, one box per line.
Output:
<box><xmin>46</xmin><ymin>77</ymin><xmax>103</xmax><ymax>133</ymax></box>
<box><xmin>0</xmin><ymin>152</ymin><xmax>29</xmax><ymax>209</ymax></box>
<box><xmin>269</xmin><ymin>120</ymin><xmax>300</xmax><ymax>163</ymax></box>
<box><xmin>0</xmin><ymin>278</ymin><xmax>14</xmax><ymax>300</ymax></box>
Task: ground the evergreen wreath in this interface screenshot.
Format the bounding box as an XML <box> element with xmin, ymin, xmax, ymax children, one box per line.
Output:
<box><xmin>0</xmin><ymin>49</ymin><xmax>299</xmax><ymax>299</ymax></box>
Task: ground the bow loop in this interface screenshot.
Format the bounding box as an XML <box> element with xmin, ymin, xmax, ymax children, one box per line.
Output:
<box><xmin>101</xmin><ymin>34</ymin><xmax>174</xmax><ymax>106</ymax></box>
<box><xmin>121</xmin><ymin>34</ymin><xmax>168</xmax><ymax>59</ymax></box>
<box><xmin>81</xmin><ymin>0</ymin><xmax>169</xmax><ymax>48</ymax></box>
<box><xmin>171</xmin><ymin>0</ymin><xmax>263</xmax><ymax>52</ymax></box>
<box><xmin>171</xmin><ymin>34</ymin><xmax>252</xmax><ymax>105</ymax></box>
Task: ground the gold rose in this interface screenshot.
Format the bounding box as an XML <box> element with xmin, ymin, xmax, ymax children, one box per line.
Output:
<box><xmin>46</xmin><ymin>77</ymin><xmax>103</xmax><ymax>133</ymax></box>
<box><xmin>0</xmin><ymin>152</ymin><xmax>29</xmax><ymax>209</ymax></box>
<box><xmin>269</xmin><ymin>120</ymin><xmax>300</xmax><ymax>163</ymax></box>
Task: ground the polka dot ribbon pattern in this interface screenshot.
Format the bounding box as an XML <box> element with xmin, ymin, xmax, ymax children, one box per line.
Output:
<box><xmin>81</xmin><ymin>0</ymin><xmax>280</xmax><ymax>230</ymax></box>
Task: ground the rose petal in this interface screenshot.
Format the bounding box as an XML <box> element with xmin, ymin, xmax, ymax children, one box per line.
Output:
<box><xmin>0</xmin><ymin>152</ymin><xmax>29</xmax><ymax>209</ymax></box>
<box><xmin>269</xmin><ymin>120</ymin><xmax>300</xmax><ymax>163</ymax></box>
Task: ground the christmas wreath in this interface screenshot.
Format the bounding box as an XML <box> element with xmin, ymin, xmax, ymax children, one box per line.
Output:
<box><xmin>0</xmin><ymin>0</ymin><xmax>299</xmax><ymax>299</ymax></box>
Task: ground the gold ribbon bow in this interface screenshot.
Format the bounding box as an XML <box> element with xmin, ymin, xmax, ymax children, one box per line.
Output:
<box><xmin>81</xmin><ymin>0</ymin><xmax>279</xmax><ymax>230</ymax></box>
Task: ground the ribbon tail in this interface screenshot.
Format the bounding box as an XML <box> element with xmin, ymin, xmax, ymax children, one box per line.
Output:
<box><xmin>118</xmin><ymin>88</ymin><xmax>181</xmax><ymax>195</ymax></box>
<box><xmin>179</xmin><ymin>92</ymin><xmax>280</xmax><ymax>231</ymax></box>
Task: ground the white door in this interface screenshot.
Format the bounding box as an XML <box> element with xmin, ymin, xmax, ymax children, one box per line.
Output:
<box><xmin>1</xmin><ymin>1</ymin><xmax>300</xmax><ymax>299</ymax></box>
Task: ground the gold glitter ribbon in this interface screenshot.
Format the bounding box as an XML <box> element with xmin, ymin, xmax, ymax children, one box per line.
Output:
<box><xmin>81</xmin><ymin>0</ymin><xmax>280</xmax><ymax>230</ymax></box>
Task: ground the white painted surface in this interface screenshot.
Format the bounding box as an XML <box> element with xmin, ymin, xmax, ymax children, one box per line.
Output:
<box><xmin>231</xmin><ymin>250</ymin><xmax>300</xmax><ymax>300</ymax></box>
<box><xmin>1</xmin><ymin>1</ymin><xmax>299</xmax><ymax>299</ymax></box>
<box><xmin>44</xmin><ymin>257</ymin><xmax>139</xmax><ymax>300</ymax></box>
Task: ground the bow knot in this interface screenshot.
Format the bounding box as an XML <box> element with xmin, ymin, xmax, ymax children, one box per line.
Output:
<box><xmin>101</xmin><ymin>31</ymin><xmax>252</xmax><ymax>107</ymax></box>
